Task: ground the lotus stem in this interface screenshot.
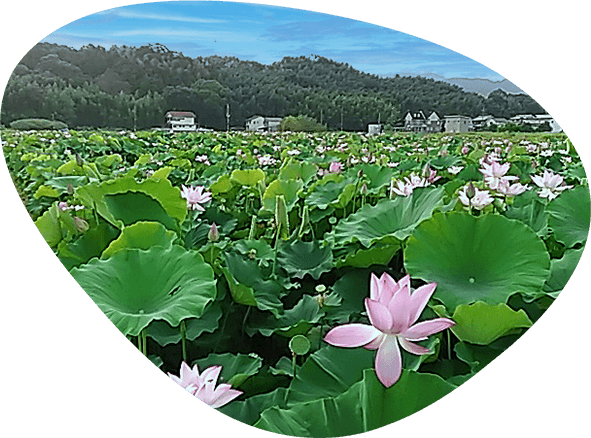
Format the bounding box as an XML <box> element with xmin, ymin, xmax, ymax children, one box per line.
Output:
<box><xmin>180</xmin><ymin>320</ymin><xmax>187</xmax><ymax>362</ymax></box>
<box><xmin>141</xmin><ymin>328</ymin><xmax>147</xmax><ymax>357</ymax></box>
<box><xmin>271</xmin><ymin>224</ymin><xmax>280</xmax><ymax>278</ymax></box>
<box><xmin>292</xmin><ymin>352</ymin><xmax>297</xmax><ymax>378</ymax></box>
<box><xmin>248</xmin><ymin>216</ymin><xmax>257</xmax><ymax>240</ymax></box>
<box><xmin>446</xmin><ymin>330</ymin><xmax>452</xmax><ymax>360</ymax></box>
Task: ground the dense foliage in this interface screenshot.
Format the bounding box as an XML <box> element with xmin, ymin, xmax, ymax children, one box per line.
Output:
<box><xmin>2</xmin><ymin>129</ymin><xmax>587</xmax><ymax>436</ymax></box>
<box><xmin>1</xmin><ymin>43</ymin><xmax>545</xmax><ymax>131</ymax></box>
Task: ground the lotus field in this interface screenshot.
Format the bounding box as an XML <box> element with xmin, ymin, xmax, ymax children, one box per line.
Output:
<box><xmin>2</xmin><ymin>128</ymin><xmax>590</xmax><ymax>436</ymax></box>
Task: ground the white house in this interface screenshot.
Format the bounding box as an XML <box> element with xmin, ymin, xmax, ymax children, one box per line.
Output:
<box><xmin>403</xmin><ymin>111</ymin><xmax>443</xmax><ymax>133</ymax></box>
<box><xmin>472</xmin><ymin>115</ymin><xmax>508</xmax><ymax>130</ymax></box>
<box><xmin>510</xmin><ymin>114</ymin><xmax>562</xmax><ymax>133</ymax></box>
<box><xmin>367</xmin><ymin>123</ymin><xmax>383</xmax><ymax>135</ymax></box>
<box><xmin>165</xmin><ymin>111</ymin><xmax>197</xmax><ymax>133</ymax></box>
<box><xmin>444</xmin><ymin>115</ymin><xmax>473</xmax><ymax>133</ymax></box>
<box><xmin>246</xmin><ymin>115</ymin><xmax>283</xmax><ymax>132</ymax></box>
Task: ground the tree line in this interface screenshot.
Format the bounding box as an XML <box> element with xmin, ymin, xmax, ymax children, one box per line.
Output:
<box><xmin>1</xmin><ymin>42</ymin><xmax>546</xmax><ymax>131</ymax></box>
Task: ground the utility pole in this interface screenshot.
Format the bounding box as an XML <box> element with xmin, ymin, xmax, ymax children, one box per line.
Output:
<box><xmin>226</xmin><ymin>103</ymin><xmax>230</xmax><ymax>131</ymax></box>
<box><xmin>340</xmin><ymin>108</ymin><xmax>344</xmax><ymax>132</ymax></box>
<box><xmin>320</xmin><ymin>108</ymin><xmax>323</xmax><ymax>126</ymax></box>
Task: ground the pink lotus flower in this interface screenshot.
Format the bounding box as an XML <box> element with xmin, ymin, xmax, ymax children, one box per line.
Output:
<box><xmin>390</xmin><ymin>173</ymin><xmax>428</xmax><ymax>197</ymax></box>
<box><xmin>168</xmin><ymin>362</ymin><xmax>242</xmax><ymax>408</ymax></box>
<box><xmin>180</xmin><ymin>185</ymin><xmax>211</xmax><ymax>211</ymax></box>
<box><xmin>530</xmin><ymin>170</ymin><xmax>573</xmax><ymax>200</ymax></box>
<box><xmin>324</xmin><ymin>273</ymin><xmax>455</xmax><ymax>387</ymax></box>
<box><xmin>328</xmin><ymin>161</ymin><xmax>343</xmax><ymax>173</ymax></box>
<box><xmin>458</xmin><ymin>185</ymin><xmax>494</xmax><ymax>210</ymax></box>
<box><xmin>496</xmin><ymin>178</ymin><xmax>529</xmax><ymax>197</ymax></box>
<box><xmin>479</xmin><ymin>161</ymin><xmax>517</xmax><ymax>190</ymax></box>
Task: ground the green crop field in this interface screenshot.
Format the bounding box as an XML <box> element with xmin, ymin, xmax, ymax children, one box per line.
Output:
<box><xmin>2</xmin><ymin>128</ymin><xmax>588</xmax><ymax>436</ymax></box>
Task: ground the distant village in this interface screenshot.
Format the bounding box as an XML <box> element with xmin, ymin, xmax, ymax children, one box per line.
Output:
<box><xmin>164</xmin><ymin>110</ymin><xmax>562</xmax><ymax>134</ymax></box>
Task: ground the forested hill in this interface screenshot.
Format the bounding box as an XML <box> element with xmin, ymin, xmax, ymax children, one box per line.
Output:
<box><xmin>1</xmin><ymin>42</ymin><xmax>546</xmax><ymax>130</ymax></box>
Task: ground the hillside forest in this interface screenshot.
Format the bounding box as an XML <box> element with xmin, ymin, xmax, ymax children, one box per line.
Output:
<box><xmin>1</xmin><ymin>43</ymin><xmax>546</xmax><ymax>131</ymax></box>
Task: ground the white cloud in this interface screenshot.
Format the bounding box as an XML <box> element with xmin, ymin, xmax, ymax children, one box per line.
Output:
<box><xmin>97</xmin><ymin>10</ymin><xmax>227</xmax><ymax>24</ymax></box>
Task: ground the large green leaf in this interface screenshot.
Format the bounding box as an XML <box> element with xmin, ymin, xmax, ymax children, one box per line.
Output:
<box><xmin>279</xmin><ymin>158</ymin><xmax>317</xmax><ymax>184</ymax></box>
<box><xmin>231</xmin><ymin>169</ymin><xmax>265</xmax><ymax>186</ymax></box>
<box><xmin>101</xmin><ymin>221</ymin><xmax>175</xmax><ymax>259</ymax></box>
<box><xmin>222</xmin><ymin>252</ymin><xmax>284</xmax><ymax>317</ymax></box>
<box><xmin>70</xmin><ymin>246</ymin><xmax>216</xmax><ymax>336</ymax></box>
<box><xmin>77</xmin><ymin>177</ymin><xmax>187</xmax><ymax>230</ymax></box>
<box><xmin>262</xmin><ymin>179</ymin><xmax>303</xmax><ymax>213</ymax></box>
<box><xmin>255</xmin><ymin>369</ymin><xmax>455</xmax><ymax>437</ymax></box>
<box><xmin>193</xmin><ymin>352</ymin><xmax>263</xmax><ymax>388</ymax></box>
<box><xmin>449</xmin><ymin>302</ymin><xmax>532</xmax><ymax>345</ymax></box>
<box><xmin>335</xmin><ymin>243</ymin><xmax>400</xmax><ymax>268</ymax></box>
<box><xmin>57</xmin><ymin>222</ymin><xmax>120</xmax><ymax>270</ymax></box>
<box><xmin>219</xmin><ymin>387</ymin><xmax>289</xmax><ymax>425</ymax></box>
<box><xmin>547</xmin><ymin>186</ymin><xmax>590</xmax><ymax>248</ymax></box>
<box><xmin>305</xmin><ymin>179</ymin><xmax>355</xmax><ymax>210</ymax></box>
<box><xmin>504</xmin><ymin>190</ymin><xmax>548</xmax><ymax>237</ymax></box>
<box><xmin>277</xmin><ymin>240</ymin><xmax>333</xmax><ymax>280</ymax></box>
<box><xmin>329</xmin><ymin>186</ymin><xmax>445</xmax><ymax>248</ymax></box>
<box><xmin>287</xmin><ymin>345</ymin><xmax>376</xmax><ymax>406</ymax></box>
<box><xmin>544</xmin><ymin>247</ymin><xmax>586</xmax><ymax>294</ymax></box>
<box><xmin>358</xmin><ymin>164</ymin><xmax>395</xmax><ymax>194</ymax></box>
<box><xmin>405</xmin><ymin>212</ymin><xmax>551</xmax><ymax>310</ymax></box>
<box><xmin>247</xmin><ymin>295</ymin><xmax>324</xmax><ymax>338</ymax></box>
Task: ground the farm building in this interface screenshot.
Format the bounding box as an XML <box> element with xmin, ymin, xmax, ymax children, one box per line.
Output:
<box><xmin>510</xmin><ymin>114</ymin><xmax>562</xmax><ymax>133</ymax></box>
<box><xmin>165</xmin><ymin>111</ymin><xmax>197</xmax><ymax>133</ymax></box>
<box><xmin>403</xmin><ymin>111</ymin><xmax>443</xmax><ymax>133</ymax></box>
<box><xmin>246</xmin><ymin>115</ymin><xmax>283</xmax><ymax>132</ymax></box>
<box><xmin>444</xmin><ymin>115</ymin><xmax>473</xmax><ymax>133</ymax></box>
<box><xmin>472</xmin><ymin>115</ymin><xmax>508</xmax><ymax>130</ymax></box>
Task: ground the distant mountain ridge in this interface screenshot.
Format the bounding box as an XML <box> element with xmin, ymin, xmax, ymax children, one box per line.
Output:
<box><xmin>415</xmin><ymin>73</ymin><xmax>524</xmax><ymax>96</ymax></box>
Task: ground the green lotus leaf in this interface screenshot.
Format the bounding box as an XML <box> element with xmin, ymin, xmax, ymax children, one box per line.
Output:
<box><xmin>231</xmin><ymin>169</ymin><xmax>266</xmax><ymax>187</ymax></box>
<box><xmin>544</xmin><ymin>247</ymin><xmax>586</xmax><ymax>294</ymax></box>
<box><xmin>70</xmin><ymin>246</ymin><xmax>216</xmax><ymax>337</ymax></box>
<box><xmin>358</xmin><ymin>164</ymin><xmax>395</xmax><ymax>194</ymax></box>
<box><xmin>504</xmin><ymin>191</ymin><xmax>548</xmax><ymax>237</ymax></box>
<box><xmin>146</xmin><ymin>302</ymin><xmax>223</xmax><ymax>346</ymax></box>
<box><xmin>210</xmin><ymin>174</ymin><xmax>234</xmax><ymax>194</ymax></box>
<box><xmin>77</xmin><ymin>177</ymin><xmax>187</xmax><ymax>230</ymax></box>
<box><xmin>330</xmin><ymin>186</ymin><xmax>445</xmax><ymax>248</ymax></box>
<box><xmin>193</xmin><ymin>352</ymin><xmax>263</xmax><ymax>388</ymax></box>
<box><xmin>547</xmin><ymin>186</ymin><xmax>590</xmax><ymax>248</ymax></box>
<box><xmin>222</xmin><ymin>252</ymin><xmax>283</xmax><ymax>317</ymax></box>
<box><xmin>150</xmin><ymin>167</ymin><xmax>173</xmax><ymax>180</ymax></box>
<box><xmin>277</xmin><ymin>240</ymin><xmax>333</xmax><ymax>280</ymax></box>
<box><xmin>56</xmin><ymin>160</ymin><xmax>84</xmax><ymax>176</ymax></box>
<box><xmin>405</xmin><ymin>212</ymin><xmax>551</xmax><ymax>310</ymax></box>
<box><xmin>336</xmin><ymin>242</ymin><xmax>400</xmax><ymax>268</ymax></box>
<box><xmin>234</xmin><ymin>239</ymin><xmax>274</xmax><ymax>266</ymax></box>
<box><xmin>58</xmin><ymin>222</ymin><xmax>120</xmax><ymax>270</ymax></box>
<box><xmin>247</xmin><ymin>295</ymin><xmax>324</xmax><ymax>338</ymax></box>
<box><xmin>306</xmin><ymin>180</ymin><xmax>355</xmax><ymax>210</ymax></box>
<box><xmin>256</xmin><ymin>369</ymin><xmax>455</xmax><ymax>437</ymax></box>
<box><xmin>262</xmin><ymin>179</ymin><xmax>303</xmax><ymax>213</ymax></box>
<box><xmin>34</xmin><ymin>202</ymin><xmax>79</xmax><ymax>248</ymax></box>
<box><xmin>287</xmin><ymin>345</ymin><xmax>376</xmax><ymax>406</ymax></box>
<box><xmin>220</xmin><ymin>387</ymin><xmax>289</xmax><ymax>426</ymax></box>
<box><xmin>455</xmin><ymin>335</ymin><xmax>519</xmax><ymax>373</ymax></box>
<box><xmin>279</xmin><ymin>158</ymin><xmax>317</xmax><ymax>184</ymax></box>
<box><xmin>450</xmin><ymin>302</ymin><xmax>532</xmax><ymax>345</ymax></box>
<box><xmin>331</xmin><ymin>268</ymin><xmax>390</xmax><ymax>317</ymax></box>
<box><xmin>101</xmin><ymin>221</ymin><xmax>175</xmax><ymax>259</ymax></box>
<box><xmin>33</xmin><ymin>185</ymin><xmax>60</xmax><ymax>199</ymax></box>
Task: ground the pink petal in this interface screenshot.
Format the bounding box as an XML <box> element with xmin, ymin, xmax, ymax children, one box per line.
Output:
<box><xmin>364</xmin><ymin>333</ymin><xmax>385</xmax><ymax>350</ymax></box>
<box><xmin>200</xmin><ymin>365</ymin><xmax>222</xmax><ymax>385</ymax></box>
<box><xmin>197</xmin><ymin>383</ymin><xmax>242</xmax><ymax>409</ymax></box>
<box><xmin>399</xmin><ymin>337</ymin><xmax>432</xmax><ymax>355</ymax></box>
<box><xmin>370</xmin><ymin>273</ymin><xmax>380</xmax><ymax>301</ymax></box>
<box><xmin>365</xmin><ymin>299</ymin><xmax>393</xmax><ymax>333</ymax></box>
<box><xmin>374</xmin><ymin>335</ymin><xmax>402</xmax><ymax>388</ymax></box>
<box><xmin>403</xmin><ymin>318</ymin><xmax>455</xmax><ymax>340</ymax></box>
<box><xmin>407</xmin><ymin>282</ymin><xmax>437</xmax><ymax>326</ymax></box>
<box><xmin>387</xmin><ymin>283</ymin><xmax>411</xmax><ymax>333</ymax></box>
<box><xmin>324</xmin><ymin>323</ymin><xmax>381</xmax><ymax>347</ymax></box>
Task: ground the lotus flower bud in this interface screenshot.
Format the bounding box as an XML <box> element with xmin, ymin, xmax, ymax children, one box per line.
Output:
<box><xmin>66</xmin><ymin>183</ymin><xmax>74</xmax><ymax>195</ymax></box>
<box><xmin>275</xmin><ymin>195</ymin><xmax>289</xmax><ymax>238</ymax></box>
<box><xmin>466</xmin><ymin>182</ymin><xmax>476</xmax><ymax>199</ymax></box>
<box><xmin>73</xmin><ymin>217</ymin><xmax>89</xmax><ymax>233</ymax></box>
<box><xmin>360</xmin><ymin>182</ymin><xmax>368</xmax><ymax>196</ymax></box>
<box><xmin>248</xmin><ymin>249</ymin><xmax>257</xmax><ymax>260</ymax></box>
<box><xmin>357</xmin><ymin>169</ymin><xmax>364</xmax><ymax>179</ymax></box>
<box><xmin>75</xmin><ymin>152</ymin><xmax>83</xmax><ymax>167</ymax></box>
<box><xmin>208</xmin><ymin>222</ymin><xmax>219</xmax><ymax>242</ymax></box>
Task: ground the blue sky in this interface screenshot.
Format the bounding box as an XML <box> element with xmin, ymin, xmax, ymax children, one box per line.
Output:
<box><xmin>41</xmin><ymin>1</ymin><xmax>503</xmax><ymax>80</ymax></box>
